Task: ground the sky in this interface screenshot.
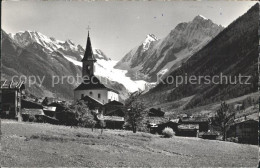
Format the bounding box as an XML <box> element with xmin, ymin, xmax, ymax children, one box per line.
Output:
<box><xmin>2</xmin><ymin>1</ymin><xmax>257</xmax><ymax>61</ymax></box>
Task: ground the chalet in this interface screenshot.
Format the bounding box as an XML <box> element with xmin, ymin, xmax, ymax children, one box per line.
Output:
<box><xmin>226</xmin><ymin>114</ymin><xmax>258</xmax><ymax>145</ymax></box>
<box><xmin>149</xmin><ymin>108</ymin><xmax>165</xmax><ymax>117</ymax></box>
<box><xmin>80</xmin><ymin>95</ymin><xmax>103</xmax><ymax>111</ymax></box>
<box><xmin>177</xmin><ymin>124</ymin><xmax>199</xmax><ymax>137</ymax></box>
<box><xmin>43</xmin><ymin>106</ymin><xmax>57</xmax><ymax>118</ymax></box>
<box><xmin>103</xmin><ymin>100</ymin><xmax>125</xmax><ymax>117</ymax></box>
<box><xmin>21</xmin><ymin>99</ymin><xmax>43</xmax><ymax>121</ymax></box>
<box><xmin>234</xmin><ymin>103</ymin><xmax>243</xmax><ymax>111</ymax></box>
<box><xmin>181</xmin><ymin>117</ymin><xmax>209</xmax><ymax>132</ymax></box>
<box><xmin>42</xmin><ymin>97</ymin><xmax>61</xmax><ymax>105</ymax></box>
<box><xmin>1</xmin><ymin>80</ymin><xmax>25</xmax><ymax>121</ymax></box>
<box><xmin>149</xmin><ymin>118</ymin><xmax>181</xmax><ymax>134</ymax></box>
<box><xmin>21</xmin><ymin>108</ymin><xmax>44</xmax><ymax>122</ymax></box>
<box><xmin>201</xmin><ymin>130</ymin><xmax>219</xmax><ymax>140</ymax></box>
<box><xmin>97</xmin><ymin>113</ymin><xmax>124</xmax><ymax>129</ymax></box>
<box><xmin>48</xmin><ymin>102</ymin><xmax>70</xmax><ymax>125</ymax></box>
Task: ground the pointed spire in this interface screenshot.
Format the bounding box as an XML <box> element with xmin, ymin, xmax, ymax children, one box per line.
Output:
<box><xmin>82</xmin><ymin>30</ymin><xmax>96</xmax><ymax>62</ymax></box>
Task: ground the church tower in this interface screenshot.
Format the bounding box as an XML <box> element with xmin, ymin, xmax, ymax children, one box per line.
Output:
<box><xmin>74</xmin><ymin>29</ymin><xmax>119</xmax><ymax>104</ymax></box>
<box><xmin>82</xmin><ymin>31</ymin><xmax>96</xmax><ymax>78</ymax></box>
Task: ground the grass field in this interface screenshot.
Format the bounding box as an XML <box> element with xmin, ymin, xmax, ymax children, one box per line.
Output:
<box><xmin>0</xmin><ymin>120</ymin><xmax>258</xmax><ymax>167</ymax></box>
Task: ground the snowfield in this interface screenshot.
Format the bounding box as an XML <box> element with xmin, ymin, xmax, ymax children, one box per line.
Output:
<box><xmin>64</xmin><ymin>55</ymin><xmax>149</xmax><ymax>93</ymax></box>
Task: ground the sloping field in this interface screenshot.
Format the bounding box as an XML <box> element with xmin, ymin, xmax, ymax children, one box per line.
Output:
<box><xmin>0</xmin><ymin>120</ymin><xmax>258</xmax><ymax>167</ymax></box>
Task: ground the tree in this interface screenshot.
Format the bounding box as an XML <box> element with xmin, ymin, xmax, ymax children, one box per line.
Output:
<box><xmin>42</xmin><ymin>97</ymin><xmax>49</xmax><ymax>106</ymax></box>
<box><xmin>211</xmin><ymin>102</ymin><xmax>235</xmax><ymax>141</ymax></box>
<box><xmin>125</xmin><ymin>91</ymin><xmax>147</xmax><ymax>133</ymax></box>
<box><xmin>70</xmin><ymin>100</ymin><xmax>96</xmax><ymax>130</ymax></box>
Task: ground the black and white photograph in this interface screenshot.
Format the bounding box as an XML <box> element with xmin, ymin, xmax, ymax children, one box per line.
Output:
<box><xmin>1</xmin><ymin>0</ymin><xmax>259</xmax><ymax>167</ymax></box>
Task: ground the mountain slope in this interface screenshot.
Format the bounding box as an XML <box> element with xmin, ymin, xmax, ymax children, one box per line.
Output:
<box><xmin>115</xmin><ymin>15</ymin><xmax>224</xmax><ymax>82</ymax></box>
<box><xmin>2</xmin><ymin>30</ymin><xmax>82</xmax><ymax>99</ymax></box>
<box><xmin>2</xmin><ymin>30</ymin><xmax>133</xmax><ymax>100</ymax></box>
<box><xmin>141</xmin><ymin>3</ymin><xmax>259</xmax><ymax>110</ymax></box>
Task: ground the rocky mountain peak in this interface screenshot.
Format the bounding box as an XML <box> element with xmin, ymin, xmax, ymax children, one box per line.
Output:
<box><xmin>142</xmin><ymin>34</ymin><xmax>158</xmax><ymax>51</ymax></box>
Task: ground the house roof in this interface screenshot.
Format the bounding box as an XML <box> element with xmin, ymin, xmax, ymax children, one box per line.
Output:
<box><xmin>105</xmin><ymin>108</ymin><xmax>125</xmax><ymax>117</ymax></box>
<box><xmin>21</xmin><ymin>99</ymin><xmax>43</xmax><ymax>109</ymax></box>
<box><xmin>202</xmin><ymin>130</ymin><xmax>219</xmax><ymax>136</ymax></box>
<box><xmin>148</xmin><ymin>117</ymin><xmax>169</xmax><ymax>125</ymax></box>
<box><xmin>1</xmin><ymin>80</ymin><xmax>25</xmax><ymax>90</ymax></box>
<box><xmin>104</xmin><ymin>100</ymin><xmax>124</xmax><ymax>106</ymax></box>
<box><xmin>232</xmin><ymin>113</ymin><xmax>258</xmax><ymax>125</ymax></box>
<box><xmin>81</xmin><ymin>95</ymin><xmax>103</xmax><ymax>105</ymax></box>
<box><xmin>181</xmin><ymin>117</ymin><xmax>208</xmax><ymax>123</ymax></box>
<box><xmin>21</xmin><ymin>109</ymin><xmax>44</xmax><ymax>115</ymax></box>
<box><xmin>97</xmin><ymin>114</ymin><xmax>124</xmax><ymax>122</ymax></box>
<box><xmin>178</xmin><ymin>124</ymin><xmax>199</xmax><ymax>130</ymax></box>
<box><xmin>43</xmin><ymin>106</ymin><xmax>57</xmax><ymax>112</ymax></box>
<box><xmin>170</xmin><ymin>118</ymin><xmax>181</xmax><ymax>123</ymax></box>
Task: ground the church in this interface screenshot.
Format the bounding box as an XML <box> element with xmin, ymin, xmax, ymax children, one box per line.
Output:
<box><xmin>74</xmin><ymin>31</ymin><xmax>119</xmax><ymax>104</ymax></box>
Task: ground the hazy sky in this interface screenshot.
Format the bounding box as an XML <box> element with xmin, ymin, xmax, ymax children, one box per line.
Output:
<box><xmin>2</xmin><ymin>1</ymin><xmax>257</xmax><ymax>60</ymax></box>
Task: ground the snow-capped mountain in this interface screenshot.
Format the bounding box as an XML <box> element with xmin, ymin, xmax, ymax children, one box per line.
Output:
<box><xmin>114</xmin><ymin>34</ymin><xmax>159</xmax><ymax>71</ymax></box>
<box><xmin>142</xmin><ymin>34</ymin><xmax>158</xmax><ymax>51</ymax></box>
<box><xmin>115</xmin><ymin>15</ymin><xmax>224</xmax><ymax>82</ymax></box>
<box><xmin>3</xmin><ymin>30</ymin><xmax>150</xmax><ymax>100</ymax></box>
<box><xmin>142</xmin><ymin>4</ymin><xmax>259</xmax><ymax>110</ymax></box>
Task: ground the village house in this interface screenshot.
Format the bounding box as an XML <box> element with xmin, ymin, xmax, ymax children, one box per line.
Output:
<box><xmin>95</xmin><ymin>101</ymin><xmax>125</xmax><ymax>129</ymax></box>
<box><xmin>80</xmin><ymin>95</ymin><xmax>104</xmax><ymax>112</ymax></box>
<box><xmin>177</xmin><ymin>124</ymin><xmax>199</xmax><ymax>137</ymax></box>
<box><xmin>226</xmin><ymin>113</ymin><xmax>258</xmax><ymax>145</ymax></box>
<box><xmin>103</xmin><ymin>100</ymin><xmax>125</xmax><ymax>117</ymax></box>
<box><xmin>74</xmin><ymin>31</ymin><xmax>119</xmax><ymax>104</ymax></box>
<box><xmin>149</xmin><ymin>108</ymin><xmax>165</xmax><ymax>117</ymax></box>
<box><xmin>181</xmin><ymin>117</ymin><xmax>209</xmax><ymax>132</ymax></box>
<box><xmin>1</xmin><ymin>80</ymin><xmax>25</xmax><ymax>121</ymax></box>
<box><xmin>148</xmin><ymin>116</ymin><xmax>210</xmax><ymax>138</ymax></box>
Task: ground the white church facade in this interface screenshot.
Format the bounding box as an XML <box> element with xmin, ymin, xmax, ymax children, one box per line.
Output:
<box><xmin>74</xmin><ymin>31</ymin><xmax>119</xmax><ymax>104</ymax></box>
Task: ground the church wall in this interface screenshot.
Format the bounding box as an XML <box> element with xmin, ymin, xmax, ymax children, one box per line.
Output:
<box><xmin>74</xmin><ymin>89</ymin><xmax>108</xmax><ymax>104</ymax></box>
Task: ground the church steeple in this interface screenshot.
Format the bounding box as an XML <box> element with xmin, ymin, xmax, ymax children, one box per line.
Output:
<box><xmin>82</xmin><ymin>31</ymin><xmax>96</xmax><ymax>62</ymax></box>
<box><xmin>82</xmin><ymin>29</ymin><xmax>96</xmax><ymax>78</ymax></box>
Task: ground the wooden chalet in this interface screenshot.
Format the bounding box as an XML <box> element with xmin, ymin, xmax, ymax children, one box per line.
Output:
<box><xmin>226</xmin><ymin>113</ymin><xmax>258</xmax><ymax>145</ymax></box>
<box><xmin>1</xmin><ymin>80</ymin><xmax>25</xmax><ymax>121</ymax></box>
<box><xmin>103</xmin><ymin>100</ymin><xmax>125</xmax><ymax>117</ymax></box>
<box><xmin>201</xmin><ymin>130</ymin><xmax>219</xmax><ymax>140</ymax></box>
<box><xmin>149</xmin><ymin>108</ymin><xmax>165</xmax><ymax>117</ymax></box>
<box><xmin>148</xmin><ymin>118</ymin><xmax>180</xmax><ymax>134</ymax></box>
<box><xmin>97</xmin><ymin>113</ymin><xmax>124</xmax><ymax>129</ymax></box>
<box><xmin>181</xmin><ymin>117</ymin><xmax>209</xmax><ymax>132</ymax></box>
<box><xmin>177</xmin><ymin>124</ymin><xmax>199</xmax><ymax>137</ymax></box>
<box><xmin>80</xmin><ymin>95</ymin><xmax>103</xmax><ymax>111</ymax></box>
<box><xmin>21</xmin><ymin>108</ymin><xmax>44</xmax><ymax>121</ymax></box>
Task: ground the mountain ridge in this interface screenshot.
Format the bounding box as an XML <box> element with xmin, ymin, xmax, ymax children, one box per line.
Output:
<box><xmin>2</xmin><ymin>30</ymin><xmax>133</xmax><ymax>100</ymax></box>
<box><xmin>141</xmin><ymin>3</ymin><xmax>259</xmax><ymax>111</ymax></box>
<box><xmin>115</xmin><ymin>15</ymin><xmax>224</xmax><ymax>82</ymax></box>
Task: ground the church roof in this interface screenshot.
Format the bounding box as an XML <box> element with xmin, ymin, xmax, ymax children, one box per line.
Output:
<box><xmin>82</xmin><ymin>31</ymin><xmax>96</xmax><ymax>62</ymax></box>
<box><xmin>74</xmin><ymin>75</ymin><xmax>119</xmax><ymax>94</ymax></box>
<box><xmin>74</xmin><ymin>75</ymin><xmax>107</xmax><ymax>91</ymax></box>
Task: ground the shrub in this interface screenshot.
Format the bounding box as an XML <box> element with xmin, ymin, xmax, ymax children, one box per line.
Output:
<box><xmin>28</xmin><ymin>115</ymin><xmax>36</xmax><ymax>122</ymax></box>
<box><xmin>162</xmin><ymin>127</ymin><xmax>175</xmax><ymax>138</ymax></box>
